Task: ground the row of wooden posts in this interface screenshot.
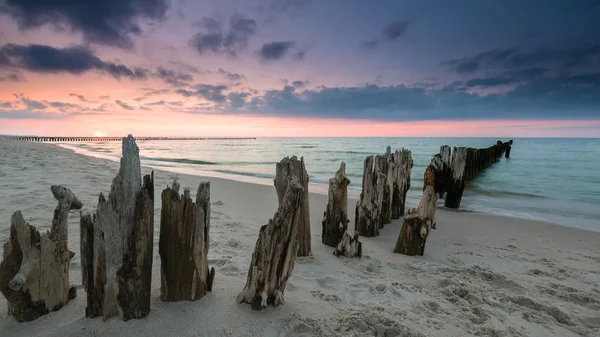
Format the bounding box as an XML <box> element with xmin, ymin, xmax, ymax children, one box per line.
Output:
<box><xmin>0</xmin><ymin>136</ymin><xmax>512</xmax><ymax>321</ymax></box>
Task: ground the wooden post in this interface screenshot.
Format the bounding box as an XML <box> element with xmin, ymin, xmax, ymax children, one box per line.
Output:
<box><xmin>0</xmin><ymin>186</ymin><xmax>81</xmax><ymax>322</ymax></box>
<box><xmin>80</xmin><ymin>135</ymin><xmax>154</xmax><ymax>321</ymax></box>
<box><xmin>321</xmin><ymin>162</ymin><xmax>350</xmax><ymax>247</ymax></box>
<box><xmin>159</xmin><ymin>180</ymin><xmax>215</xmax><ymax>302</ymax></box>
<box><xmin>444</xmin><ymin>147</ymin><xmax>468</xmax><ymax>209</ymax></box>
<box><xmin>237</xmin><ymin>176</ymin><xmax>304</xmax><ymax>311</ymax></box>
<box><xmin>274</xmin><ymin>156</ymin><xmax>311</xmax><ymax>257</ymax></box>
<box><xmin>390</xmin><ymin>149</ymin><xmax>412</xmax><ymax>219</ymax></box>
<box><xmin>333</xmin><ymin>230</ymin><xmax>362</xmax><ymax>258</ymax></box>
<box><xmin>355</xmin><ymin>155</ymin><xmax>386</xmax><ymax>237</ymax></box>
<box><xmin>393</xmin><ymin>186</ymin><xmax>438</xmax><ymax>256</ymax></box>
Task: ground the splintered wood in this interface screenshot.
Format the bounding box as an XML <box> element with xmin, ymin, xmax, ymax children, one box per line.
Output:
<box><xmin>394</xmin><ymin>186</ymin><xmax>438</xmax><ymax>256</ymax></box>
<box><xmin>80</xmin><ymin>135</ymin><xmax>154</xmax><ymax>321</ymax></box>
<box><xmin>159</xmin><ymin>180</ymin><xmax>215</xmax><ymax>301</ymax></box>
<box><xmin>0</xmin><ymin>185</ymin><xmax>81</xmax><ymax>321</ymax></box>
<box><xmin>274</xmin><ymin>156</ymin><xmax>311</xmax><ymax>256</ymax></box>
<box><xmin>237</xmin><ymin>177</ymin><xmax>304</xmax><ymax>311</ymax></box>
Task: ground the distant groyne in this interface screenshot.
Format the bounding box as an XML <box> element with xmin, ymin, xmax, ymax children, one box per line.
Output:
<box><xmin>0</xmin><ymin>136</ymin><xmax>256</xmax><ymax>142</ymax></box>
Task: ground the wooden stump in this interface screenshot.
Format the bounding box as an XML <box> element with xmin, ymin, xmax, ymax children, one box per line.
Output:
<box><xmin>333</xmin><ymin>230</ymin><xmax>362</xmax><ymax>258</ymax></box>
<box><xmin>394</xmin><ymin>186</ymin><xmax>438</xmax><ymax>256</ymax></box>
<box><xmin>274</xmin><ymin>156</ymin><xmax>311</xmax><ymax>257</ymax></box>
<box><xmin>0</xmin><ymin>185</ymin><xmax>81</xmax><ymax>322</ymax></box>
<box><xmin>355</xmin><ymin>155</ymin><xmax>386</xmax><ymax>237</ymax></box>
<box><xmin>390</xmin><ymin>149</ymin><xmax>412</xmax><ymax>219</ymax></box>
<box><xmin>444</xmin><ymin>147</ymin><xmax>468</xmax><ymax>209</ymax></box>
<box><xmin>321</xmin><ymin>162</ymin><xmax>350</xmax><ymax>247</ymax></box>
<box><xmin>237</xmin><ymin>176</ymin><xmax>304</xmax><ymax>311</ymax></box>
<box><xmin>159</xmin><ymin>180</ymin><xmax>215</xmax><ymax>302</ymax></box>
<box><xmin>80</xmin><ymin>135</ymin><xmax>154</xmax><ymax>321</ymax></box>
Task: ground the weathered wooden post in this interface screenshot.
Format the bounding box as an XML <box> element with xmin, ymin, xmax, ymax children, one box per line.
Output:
<box><xmin>80</xmin><ymin>135</ymin><xmax>154</xmax><ymax>321</ymax></box>
<box><xmin>274</xmin><ymin>156</ymin><xmax>311</xmax><ymax>257</ymax></box>
<box><xmin>390</xmin><ymin>149</ymin><xmax>412</xmax><ymax>219</ymax></box>
<box><xmin>322</xmin><ymin>162</ymin><xmax>350</xmax><ymax>247</ymax></box>
<box><xmin>0</xmin><ymin>186</ymin><xmax>81</xmax><ymax>322</ymax></box>
<box><xmin>159</xmin><ymin>180</ymin><xmax>215</xmax><ymax>302</ymax></box>
<box><xmin>393</xmin><ymin>186</ymin><xmax>438</xmax><ymax>256</ymax></box>
<box><xmin>444</xmin><ymin>147</ymin><xmax>468</xmax><ymax>209</ymax></box>
<box><xmin>355</xmin><ymin>155</ymin><xmax>386</xmax><ymax>237</ymax></box>
<box><xmin>237</xmin><ymin>177</ymin><xmax>304</xmax><ymax>310</ymax></box>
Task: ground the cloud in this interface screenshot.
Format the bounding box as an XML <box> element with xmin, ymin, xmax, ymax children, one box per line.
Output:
<box><xmin>463</xmin><ymin>67</ymin><xmax>548</xmax><ymax>88</ymax></box>
<box><xmin>0</xmin><ymin>44</ymin><xmax>148</xmax><ymax>79</ymax></box>
<box><xmin>190</xmin><ymin>14</ymin><xmax>257</xmax><ymax>57</ymax></box>
<box><xmin>115</xmin><ymin>100</ymin><xmax>135</xmax><ymax>110</ymax></box>
<box><xmin>383</xmin><ymin>21</ymin><xmax>409</xmax><ymax>41</ymax></box>
<box><xmin>258</xmin><ymin>41</ymin><xmax>296</xmax><ymax>61</ymax></box>
<box><xmin>13</xmin><ymin>93</ymin><xmax>46</xmax><ymax>110</ymax></box>
<box><xmin>0</xmin><ymin>0</ymin><xmax>169</xmax><ymax>49</ymax></box>
<box><xmin>217</xmin><ymin>68</ymin><xmax>247</xmax><ymax>81</ymax></box>
<box><xmin>99</xmin><ymin>95</ymin><xmax>110</xmax><ymax>100</ymax></box>
<box><xmin>267</xmin><ymin>0</ymin><xmax>312</xmax><ymax>14</ymax></box>
<box><xmin>134</xmin><ymin>88</ymin><xmax>170</xmax><ymax>101</ymax></box>
<box><xmin>154</xmin><ymin>66</ymin><xmax>193</xmax><ymax>87</ymax></box>
<box><xmin>0</xmin><ymin>101</ymin><xmax>13</xmax><ymax>108</ymax></box>
<box><xmin>360</xmin><ymin>40</ymin><xmax>379</xmax><ymax>51</ymax></box>
<box><xmin>443</xmin><ymin>44</ymin><xmax>600</xmax><ymax>74</ymax></box>
<box><xmin>0</xmin><ymin>72</ymin><xmax>24</xmax><ymax>82</ymax></box>
<box><xmin>175</xmin><ymin>84</ymin><xmax>228</xmax><ymax>102</ymax></box>
<box><xmin>292</xmin><ymin>80</ymin><xmax>308</xmax><ymax>88</ymax></box>
<box><xmin>145</xmin><ymin>100</ymin><xmax>184</xmax><ymax>107</ymax></box>
<box><xmin>68</xmin><ymin>93</ymin><xmax>96</xmax><ymax>103</ymax></box>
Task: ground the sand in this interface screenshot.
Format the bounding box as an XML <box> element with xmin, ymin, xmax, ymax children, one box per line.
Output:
<box><xmin>0</xmin><ymin>140</ymin><xmax>599</xmax><ymax>337</ymax></box>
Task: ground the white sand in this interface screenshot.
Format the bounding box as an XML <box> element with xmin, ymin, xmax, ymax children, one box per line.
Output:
<box><xmin>0</xmin><ymin>140</ymin><xmax>599</xmax><ymax>337</ymax></box>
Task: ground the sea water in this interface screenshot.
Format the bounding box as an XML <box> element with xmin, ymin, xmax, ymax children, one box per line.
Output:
<box><xmin>58</xmin><ymin>137</ymin><xmax>600</xmax><ymax>231</ymax></box>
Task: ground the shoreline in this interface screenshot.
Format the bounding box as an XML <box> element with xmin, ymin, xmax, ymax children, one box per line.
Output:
<box><xmin>1</xmin><ymin>140</ymin><xmax>599</xmax><ymax>337</ymax></box>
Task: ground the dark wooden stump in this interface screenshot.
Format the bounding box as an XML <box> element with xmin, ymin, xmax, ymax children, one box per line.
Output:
<box><xmin>390</xmin><ymin>149</ymin><xmax>413</xmax><ymax>219</ymax></box>
<box><xmin>80</xmin><ymin>135</ymin><xmax>154</xmax><ymax>321</ymax></box>
<box><xmin>0</xmin><ymin>186</ymin><xmax>81</xmax><ymax>322</ymax></box>
<box><xmin>355</xmin><ymin>155</ymin><xmax>386</xmax><ymax>237</ymax></box>
<box><xmin>444</xmin><ymin>147</ymin><xmax>468</xmax><ymax>209</ymax></box>
<box><xmin>322</xmin><ymin>162</ymin><xmax>350</xmax><ymax>247</ymax></box>
<box><xmin>394</xmin><ymin>186</ymin><xmax>437</xmax><ymax>256</ymax></box>
<box><xmin>334</xmin><ymin>230</ymin><xmax>362</xmax><ymax>258</ymax></box>
<box><xmin>237</xmin><ymin>177</ymin><xmax>304</xmax><ymax>310</ymax></box>
<box><xmin>159</xmin><ymin>180</ymin><xmax>214</xmax><ymax>302</ymax></box>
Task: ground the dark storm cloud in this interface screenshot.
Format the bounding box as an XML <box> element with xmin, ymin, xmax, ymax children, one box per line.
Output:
<box><xmin>154</xmin><ymin>66</ymin><xmax>193</xmax><ymax>87</ymax></box>
<box><xmin>258</xmin><ymin>41</ymin><xmax>296</xmax><ymax>61</ymax></box>
<box><xmin>0</xmin><ymin>44</ymin><xmax>148</xmax><ymax>79</ymax></box>
<box><xmin>115</xmin><ymin>100</ymin><xmax>135</xmax><ymax>110</ymax></box>
<box><xmin>0</xmin><ymin>72</ymin><xmax>24</xmax><ymax>82</ymax></box>
<box><xmin>175</xmin><ymin>84</ymin><xmax>228</xmax><ymax>102</ymax></box>
<box><xmin>217</xmin><ymin>68</ymin><xmax>247</xmax><ymax>81</ymax></box>
<box><xmin>0</xmin><ymin>0</ymin><xmax>169</xmax><ymax>49</ymax></box>
<box><xmin>190</xmin><ymin>14</ymin><xmax>257</xmax><ymax>57</ymax></box>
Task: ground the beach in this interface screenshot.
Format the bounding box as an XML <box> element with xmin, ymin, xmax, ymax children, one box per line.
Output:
<box><xmin>1</xmin><ymin>140</ymin><xmax>599</xmax><ymax>337</ymax></box>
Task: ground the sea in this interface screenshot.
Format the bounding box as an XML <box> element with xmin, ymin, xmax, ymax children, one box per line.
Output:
<box><xmin>58</xmin><ymin>137</ymin><xmax>600</xmax><ymax>232</ymax></box>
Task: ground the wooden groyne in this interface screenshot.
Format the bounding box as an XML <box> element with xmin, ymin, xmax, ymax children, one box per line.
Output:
<box><xmin>424</xmin><ymin>140</ymin><xmax>513</xmax><ymax>210</ymax></box>
<box><xmin>0</xmin><ymin>136</ymin><xmax>256</xmax><ymax>142</ymax></box>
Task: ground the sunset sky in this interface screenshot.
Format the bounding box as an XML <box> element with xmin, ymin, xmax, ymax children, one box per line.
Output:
<box><xmin>0</xmin><ymin>0</ymin><xmax>599</xmax><ymax>137</ymax></box>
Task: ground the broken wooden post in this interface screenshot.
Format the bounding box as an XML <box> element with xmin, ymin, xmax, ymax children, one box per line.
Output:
<box><xmin>394</xmin><ymin>186</ymin><xmax>438</xmax><ymax>256</ymax></box>
<box><xmin>334</xmin><ymin>230</ymin><xmax>362</xmax><ymax>258</ymax></box>
<box><xmin>80</xmin><ymin>135</ymin><xmax>154</xmax><ymax>321</ymax></box>
<box><xmin>274</xmin><ymin>156</ymin><xmax>311</xmax><ymax>257</ymax></box>
<box><xmin>355</xmin><ymin>155</ymin><xmax>386</xmax><ymax>237</ymax></box>
<box><xmin>237</xmin><ymin>176</ymin><xmax>304</xmax><ymax>311</ymax></box>
<box><xmin>505</xmin><ymin>140</ymin><xmax>512</xmax><ymax>158</ymax></box>
<box><xmin>159</xmin><ymin>180</ymin><xmax>215</xmax><ymax>302</ymax></box>
<box><xmin>444</xmin><ymin>147</ymin><xmax>468</xmax><ymax>209</ymax></box>
<box><xmin>390</xmin><ymin>149</ymin><xmax>412</xmax><ymax>219</ymax></box>
<box><xmin>0</xmin><ymin>185</ymin><xmax>81</xmax><ymax>322</ymax></box>
<box><xmin>321</xmin><ymin>162</ymin><xmax>350</xmax><ymax>247</ymax></box>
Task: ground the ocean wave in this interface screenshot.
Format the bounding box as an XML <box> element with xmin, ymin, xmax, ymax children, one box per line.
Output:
<box><xmin>466</xmin><ymin>186</ymin><xmax>545</xmax><ymax>199</ymax></box>
<box><xmin>214</xmin><ymin>169</ymin><xmax>273</xmax><ymax>179</ymax></box>
<box><xmin>141</xmin><ymin>157</ymin><xmax>218</xmax><ymax>165</ymax></box>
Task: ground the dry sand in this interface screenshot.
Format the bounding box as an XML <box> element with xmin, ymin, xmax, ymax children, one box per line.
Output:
<box><xmin>0</xmin><ymin>140</ymin><xmax>599</xmax><ymax>337</ymax></box>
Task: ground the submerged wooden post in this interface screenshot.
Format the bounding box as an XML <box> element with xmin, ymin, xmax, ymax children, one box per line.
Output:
<box><xmin>0</xmin><ymin>186</ymin><xmax>81</xmax><ymax>322</ymax></box>
<box><xmin>159</xmin><ymin>180</ymin><xmax>215</xmax><ymax>302</ymax></box>
<box><xmin>444</xmin><ymin>147</ymin><xmax>468</xmax><ymax>209</ymax></box>
<box><xmin>274</xmin><ymin>156</ymin><xmax>311</xmax><ymax>257</ymax></box>
<box><xmin>237</xmin><ymin>177</ymin><xmax>304</xmax><ymax>311</ymax></box>
<box><xmin>322</xmin><ymin>162</ymin><xmax>350</xmax><ymax>247</ymax></box>
<box><xmin>355</xmin><ymin>155</ymin><xmax>386</xmax><ymax>237</ymax></box>
<box><xmin>394</xmin><ymin>186</ymin><xmax>438</xmax><ymax>256</ymax></box>
<box><xmin>80</xmin><ymin>135</ymin><xmax>154</xmax><ymax>321</ymax></box>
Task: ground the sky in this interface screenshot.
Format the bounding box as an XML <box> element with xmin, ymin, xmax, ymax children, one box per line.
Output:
<box><xmin>0</xmin><ymin>0</ymin><xmax>599</xmax><ymax>137</ymax></box>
